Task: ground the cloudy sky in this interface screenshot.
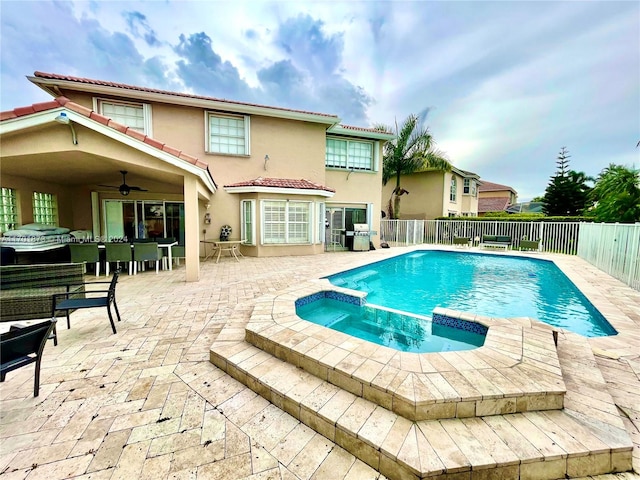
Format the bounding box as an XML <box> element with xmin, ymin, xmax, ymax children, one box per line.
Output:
<box><xmin>1</xmin><ymin>1</ymin><xmax>638</xmax><ymax>200</ymax></box>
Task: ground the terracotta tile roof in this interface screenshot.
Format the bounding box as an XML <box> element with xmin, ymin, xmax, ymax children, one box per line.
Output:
<box><xmin>33</xmin><ymin>71</ymin><xmax>339</xmax><ymax>120</ymax></box>
<box><xmin>478</xmin><ymin>180</ymin><xmax>517</xmax><ymax>193</ymax></box>
<box><xmin>338</xmin><ymin>124</ymin><xmax>387</xmax><ymax>134</ymax></box>
<box><xmin>0</xmin><ymin>96</ymin><xmax>210</xmax><ymax>172</ymax></box>
<box><xmin>224</xmin><ymin>177</ymin><xmax>335</xmax><ymax>193</ymax></box>
<box><xmin>478</xmin><ymin>196</ymin><xmax>511</xmax><ymax>213</ymax></box>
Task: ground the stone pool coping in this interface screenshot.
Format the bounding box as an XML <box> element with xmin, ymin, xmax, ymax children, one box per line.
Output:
<box><xmin>241</xmin><ymin>280</ymin><xmax>566</xmax><ymax>421</ymax></box>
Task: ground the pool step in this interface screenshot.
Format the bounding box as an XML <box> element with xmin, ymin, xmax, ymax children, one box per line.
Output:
<box><xmin>210</xmin><ymin>332</ymin><xmax>633</xmax><ymax>480</ymax></box>
<box><xmin>244</xmin><ymin>313</ymin><xmax>567</xmax><ymax>421</ymax></box>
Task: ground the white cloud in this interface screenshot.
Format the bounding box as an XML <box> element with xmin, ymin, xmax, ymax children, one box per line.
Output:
<box><xmin>1</xmin><ymin>0</ymin><xmax>637</xmax><ymax>201</ymax></box>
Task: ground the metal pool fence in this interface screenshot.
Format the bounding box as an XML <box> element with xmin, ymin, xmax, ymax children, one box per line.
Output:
<box><xmin>379</xmin><ymin>219</ymin><xmax>640</xmax><ymax>291</ymax></box>
<box><xmin>380</xmin><ymin>219</ymin><xmax>581</xmax><ymax>254</ymax></box>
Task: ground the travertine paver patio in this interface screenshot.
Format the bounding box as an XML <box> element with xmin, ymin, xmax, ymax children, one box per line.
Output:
<box><xmin>1</xmin><ymin>246</ymin><xmax>639</xmax><ymax>479</ymax></box>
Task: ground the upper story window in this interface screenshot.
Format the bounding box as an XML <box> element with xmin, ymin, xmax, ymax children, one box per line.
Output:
<box><xmin>463</xmin><ymin>179</ymin><xmax>477</xmax><ymax>197</ymax></box>
<box><xmin>32</xmin><ymin>192</ymin><xmax>58</xmax><ymax>226</ymax></box>
<box><xmin>95</xmin><ymin>99</ymin><xmax>151</xmax><ymax>135</ymax></box>
<box><xmin>207</xmin><ymin>113</ymin><xmax>250</xmax><ymax>155</ymax></box>
<box><xmin>450</xmin><ymin>177</ymin><xmax>457</xmax><ymax>202</ymax></box>
<box><xmin>0</xmin><ymin>187</ymin><xmax>18</xmax><ymax>233</ymax></box>
<box><xmin>326</xmin><ymin>138</ymin><xmax>375</xmax><ymax>171</ymax></box>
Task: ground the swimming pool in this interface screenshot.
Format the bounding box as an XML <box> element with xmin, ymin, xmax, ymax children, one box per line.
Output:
<box><xmin>326</xmin><ymin>250</ymin><xmax>617</xmax><ymax>337</ymax></box>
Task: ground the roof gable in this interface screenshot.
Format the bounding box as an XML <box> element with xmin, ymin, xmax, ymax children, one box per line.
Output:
<box><xmin>0</xmin><ymin>96</ymin><xmax>216</xmax><ymax>192</ymax></box>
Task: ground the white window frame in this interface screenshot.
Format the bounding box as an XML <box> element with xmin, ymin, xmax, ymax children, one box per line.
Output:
<box><xmin>260</xmin><ymin>200</ymin><xmax>312</xmax><ymax>245</ymax></box>
<box><xmin>463</xmin><ymin>178</ymin><xmax>478</xmax><ymax>197</ymax></box>
<box><xmin>94</xmin><ymin>98</ymin><xmax>152</xmax><ymax>135</ymax></box>
<box><xmin>325</xmin><ymin>137</ymin><xmax>377</xmax><ymax>171</ymax></box>
<box><xmin>32</xmin><ymin>191</ymin><xmax>58</xmax><ymax>226</ymax></box>
<box><xmin>0</xmin><ymin>187</ymin><xmax>19</xmax><ymax>233</ymax></box>
<box><xmin>316</xmin><ymin>202</ymin><xmax>325</xmax><ymax>244</ymax></box>
<box><xmin>240</xmin><ymin>199</ymin><xmax>256</xmax><ymax>246</ymax></box>
<box><xmin>206</xmin><ymin>112</ymin><xmax>250</xmax><ymax>156</ymax></box>
<box><xmin>450</xmin><ymin>177</ymin><xmax>457</xmax><ymax>202</ymax></box>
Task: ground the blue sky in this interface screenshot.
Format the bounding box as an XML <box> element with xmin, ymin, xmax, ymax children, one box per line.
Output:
<box><xmin>1</xmin><ymin>1</ymin><xmax>638</xmax><ymax>201</ymax></box>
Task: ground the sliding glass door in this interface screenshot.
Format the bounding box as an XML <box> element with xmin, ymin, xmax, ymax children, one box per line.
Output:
<box><xmin>104</xmin><ymin>200</ymin><xmax>184</xmax><ymax>243</ymax></box>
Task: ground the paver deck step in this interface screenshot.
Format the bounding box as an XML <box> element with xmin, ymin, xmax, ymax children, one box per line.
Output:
<box><xmin>210</xmin><ymin>338</ymin><xmax>633</xmax><ymax>480</ymax></box>
<box><xmin>245</xmin><ymin>314</ymin><xmax>567</xmax><ymax>421</ymax></box>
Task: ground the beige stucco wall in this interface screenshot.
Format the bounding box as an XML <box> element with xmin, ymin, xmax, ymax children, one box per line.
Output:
<box><xmin>479</xmin><ymin>189</ymin><xmax>517</xmax><ymax>204</ymax></box>
<box><xmin>381</xmin><ymin>171</ymin><xmax>446</xmax><ymax>220</ymax></box>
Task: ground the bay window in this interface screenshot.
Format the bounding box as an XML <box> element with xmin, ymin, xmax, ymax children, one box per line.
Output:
<box><xmin>261</xmin><ymin>200</ymin><xmax>311</xmax><ymax>244</ymax></box>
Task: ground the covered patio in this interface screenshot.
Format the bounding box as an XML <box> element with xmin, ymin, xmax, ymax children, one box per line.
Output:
<box><xmin>0</xmin><ymin>248</ymin><xmax>639</xmax><ymax>479</ymax></box>
<box><xmin>0</xmin><ymin>97</ymin><xmax>216</xmax><ymax>282</ymax></box>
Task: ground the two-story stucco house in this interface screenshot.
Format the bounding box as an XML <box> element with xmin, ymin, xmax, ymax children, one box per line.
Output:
<box><xmin>381</xmin><ymin>167</ymin><xmax>481</xmax><ymax>219</ymax></box>
<box><xmin>0</xmin><ymin>72</ymin><xmax>394</xmax><ymax>281</ymax></box>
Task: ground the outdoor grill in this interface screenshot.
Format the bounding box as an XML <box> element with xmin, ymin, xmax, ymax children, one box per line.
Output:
<box><xmin>352</xmin><ymin>223</ymin><xmax>370</xmax><ymax>251</ymax></box>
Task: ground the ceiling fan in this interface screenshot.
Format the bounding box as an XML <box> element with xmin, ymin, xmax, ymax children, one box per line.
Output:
<box><xmin>99</xmin><ymin>170</ymin><xmax>148</xmax><ymax>196</ymax></box>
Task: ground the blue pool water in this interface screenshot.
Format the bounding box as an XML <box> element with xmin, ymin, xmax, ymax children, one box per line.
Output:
<box><xmin>325</xmin><ymin>250</ymin><xmax>616</xmax><ymax>337</ymax></box>
<box><xmin>296</xmin><ymin>296</ymin><xmax>486</xmax><ymax>353</ymax></box>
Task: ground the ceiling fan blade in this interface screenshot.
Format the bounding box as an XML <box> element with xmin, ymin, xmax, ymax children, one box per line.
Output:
<box><xmin>98</xmin><ymin>184</ymin><xmax>120</xmax><ymax>189</ymax></box>
<box><xmin>128</xmin><ymin>186</ymin><xmax>148</xmax><ymax>192</ymax></box>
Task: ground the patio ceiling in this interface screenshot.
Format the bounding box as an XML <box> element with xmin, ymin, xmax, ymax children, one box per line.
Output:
<box><xmin>2</xmin><ymin>150</ymin><xmax>186</xmax><ymax>195</ymax></box>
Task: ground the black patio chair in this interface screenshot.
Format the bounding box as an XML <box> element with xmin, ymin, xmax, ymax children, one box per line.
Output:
<box><xmin>51</xmin><ymin>270</ymin><xmax>121</xmax><ymax>334</ymax></box>
<box><xmin>1</xmin><ymin>319</ymin><xmax>57</xmax><ymax>397</ymax></box>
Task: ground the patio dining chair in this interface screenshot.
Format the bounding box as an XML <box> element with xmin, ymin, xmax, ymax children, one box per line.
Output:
<box><xmin>171</xmin><ymin>245</ymin><xmax>185</xmax><ymax>266</ymax></box>
<box><xmin>69</xmin><ymin>243</ymin><xmax>101</xmax><ymax>276</ymax></box>
<box><xmin>105</xmin><ymin>242</ymin><xmax>132</xmax><ymax>276</ymax></box>
<box><xmin>51</xmin><ymin>270</ymin><xmax>121</xmax><ymax>334</ymax></box>
<box><xmin>1</xmin><ymin>318</ymin><xmax>57</xmax><ymax>397</ymax></box>
<box><xmin>132</xmin><ymin>242</ymin><xmax>162</xmax><ymax>274</ymax></box>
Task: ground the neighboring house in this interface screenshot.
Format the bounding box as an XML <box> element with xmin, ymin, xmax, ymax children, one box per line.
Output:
<box><xmin>0</xmin><ymin>72</ymin><xmax>394</xmax><ymax>281</ymax></box>
<box><xmin>477</xmin><ymin>180</ymin><xmax>518</xmax><ymax>216</ymax></box>
<box><xmin>381</xmin><ymin>167</ymin><xmax>481</xmax><ymax>219</ymax></box>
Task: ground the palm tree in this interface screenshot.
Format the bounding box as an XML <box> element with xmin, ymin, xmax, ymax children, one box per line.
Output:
<box><xmin>377</xmin><ymin>114</ymin><xmax>450</xmax><ymax>218</ymax></box>
<box><xmin>590</xmin><ymin>164</ymin><xmax>640</xmax><ymax>223</ymax></box>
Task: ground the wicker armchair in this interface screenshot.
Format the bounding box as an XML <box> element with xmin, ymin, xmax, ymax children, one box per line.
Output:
<box><xmin>0</xmin><ymin>263</ymin><xmax>85</xmax><ymax>327</ymax></box>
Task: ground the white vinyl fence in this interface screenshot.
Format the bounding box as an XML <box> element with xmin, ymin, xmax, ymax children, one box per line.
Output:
<box><xmin>379</xmin><ymin>219</ymin><xmax>640</xmax><ymax>291</ymax></box>
<box><xmin>380</xmin><ymin>219</ymin><xmax>582</xmax><ymax>255</ymax></box>
<box><xmin>577</xmin><ymin>223</ymin><xmax>640</xmax><ymax>291</ymax></box>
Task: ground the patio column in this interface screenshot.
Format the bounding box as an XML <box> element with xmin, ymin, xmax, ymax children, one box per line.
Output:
<box><xmin>183</xmin><ymin>176</ymin><xmax>200</xmax><ymax>282</ymax></box>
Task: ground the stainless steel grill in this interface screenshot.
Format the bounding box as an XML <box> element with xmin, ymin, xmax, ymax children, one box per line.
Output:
<box><xmin>352</xmin><ymin>223</ymin><xmax>370</xmax><ymax>251</ymax></box>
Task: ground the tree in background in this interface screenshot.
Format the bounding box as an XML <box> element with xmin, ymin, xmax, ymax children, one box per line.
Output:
<box><xmin>542</xmin><ymin>147</ymin><xmax>593</xmax><ymax>216</ymax></box>
<box><xmin>590</xmin><ymin>164</ymin><xmax>640</xmax><ymax>223</ymax></box>
<box><xmin>377</xmin><ymin>114</ymin><xmax>450</xmax><ymax>218</ymax></box>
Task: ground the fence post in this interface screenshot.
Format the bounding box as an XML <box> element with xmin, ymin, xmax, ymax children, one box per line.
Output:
<box><xmin>632</xmin><ymin>223</ymin><xmax>640</xmax><ymax>287</ymax></box>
